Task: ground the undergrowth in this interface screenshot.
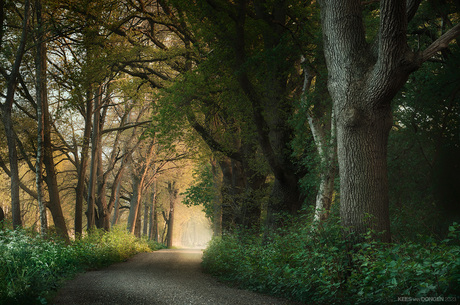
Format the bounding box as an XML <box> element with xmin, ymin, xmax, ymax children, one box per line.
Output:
<box><xmin>202</xmin><ymin>216</ymin><xmax>460</xmax><ymax>304</ymax></box>
<box><xmin>0</xmin><ymin>226</ymin><xmax>165</xmax><ymax>304</ymax></box>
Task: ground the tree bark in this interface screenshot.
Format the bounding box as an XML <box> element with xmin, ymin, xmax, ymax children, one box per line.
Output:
<box><xmin>35</xmin><ymin>0</ymin><xmax>47</xmax><ymax>236</ymax></box>
<box><xmin>143</xmin><ymin>201</ymin><xmax>149</xmax><ymax>236</ymax></box>
<box><xmin>318</xmin><ymin>0</ymin><xmax>460</xmax><ymax>242</ymax></box>
<box><xmin>302</xmin><ymin>63</ymin><xmax>338</xmax><ymax>222</ymax></box>
<box><xmin>211</xmin><ymin>158</ymin><xmax>222</xmax><ymax>236</ymax></box>
<box><xmin>127</xmin><ymin>175</ymin><xmax>141</xmax><ymax>234</ymax></box>
<box><xmin>75</xmin><ymin>94</ymin><xmax>92</xmax><ymax>236</ymax></box>
<box><xmin>42</xmin><ymin>79</ymin><xmax>70</xmax><ymax>243</ymax></box>
<box><xmin>233</xmin><ymin>1</ymin><xmax>306</xmax><ymax>230</ymax></box>
<box><xmin>1</xmin><ymin>0</ymin><xmax>31</xmax><ymax>229</ymax></box>
<box><xmin>148</xmin><ymin>183</ymin><xmax>158</xmax><ymax>241</ymax></box>
<box><xmin>166</xmin><ymin>181</ymin><xmax>178</xmax><ymax>248</ymax></box>
<box><xmin>86</xmin><ymin>88</ymin><xmax>100</xmax><ymax>231</ymax></box>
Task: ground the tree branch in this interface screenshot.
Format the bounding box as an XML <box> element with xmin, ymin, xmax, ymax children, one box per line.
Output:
<box><xmin>420</xmin><ymin>23</ymin><xmax>460</xmax><ymax>63</ymax></box>
<box><xmin>0</xmin><ymin>155</ymin><xmax>38</xmax><ymax>200</ymax></box>
<box><xmin>185</xmin><ymin>106</ymin><xmax>243</xmax><ymax>162</ymax></box>
<box><xmin>406</xmin><ymin>0</ymin><xmax>421</xmax><ymax>23</ymax></box>
<box><xmin>378</xmin><ymin>0</ymin><xmax>408</xmax><ymax>69</ymax></box>
<box><xmin>102</xmin><ymin>120</ymin><xmax>151</xmax><ymax>134</ymax></box>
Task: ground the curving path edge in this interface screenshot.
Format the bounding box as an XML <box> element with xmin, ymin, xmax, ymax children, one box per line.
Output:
<box><xmin>52</xmin><ymin>249</ymin><xmax>298</xmax><ymax>305</ymax></box>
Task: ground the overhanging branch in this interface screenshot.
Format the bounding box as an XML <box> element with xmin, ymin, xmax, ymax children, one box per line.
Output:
<box><xmin>420</xmin><ymin>23</ymin><xmax>460</xmax><ymax>63</ymax></box>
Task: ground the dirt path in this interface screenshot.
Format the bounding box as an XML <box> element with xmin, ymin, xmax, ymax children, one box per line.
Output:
<box><xmin>53</xmin><ymin>249</ymin><xmax>297</xmax><ymax>305</ymax></box>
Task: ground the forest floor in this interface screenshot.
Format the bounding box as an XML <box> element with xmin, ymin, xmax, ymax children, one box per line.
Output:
<box><xmin>52</xmin><ymin>248</ymin><xmax>298</xmax><ymax>305</ymax></box>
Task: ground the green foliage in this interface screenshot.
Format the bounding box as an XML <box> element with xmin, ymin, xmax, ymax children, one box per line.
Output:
<box><xmin>202</xmin><ymin>217</ymin><xmax>460</xmax><ymax>304</ymax></box>
<box><xmin>182</xmin><ymin>163</ymin><xmax>217</xmax><ymax>221</ymax></box>
<box><xmin>0</xmin><ymin>227</ymin><xmax>161</xmax><ymax>304</ymax></box>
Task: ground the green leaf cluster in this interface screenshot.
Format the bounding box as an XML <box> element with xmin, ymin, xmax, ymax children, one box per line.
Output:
<box><xmin>202</xmin><ymin>217</ymin><xmax>460</xmax><ymax>304</ymax></box>
<box><xmin>0</xmin><ymin>226</ymin><xmax>164</xmax><ymax>304</ymax></box>
<box><xmin>181</xmin><ymin>163</ymin><xmax>218</xmax><ymax>221</ymax></box>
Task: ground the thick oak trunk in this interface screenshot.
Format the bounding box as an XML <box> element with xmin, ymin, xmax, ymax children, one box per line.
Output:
<box><xmin>336</xmin><ymin>101</ymin><xmax>393</xmax><ymax>241</ymax></box>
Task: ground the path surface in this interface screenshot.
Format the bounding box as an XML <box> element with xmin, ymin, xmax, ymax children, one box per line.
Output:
<box><xmin>53</xmin><ymin>249</ymin><xmax>297</xmax><ymax>305</ymax></box>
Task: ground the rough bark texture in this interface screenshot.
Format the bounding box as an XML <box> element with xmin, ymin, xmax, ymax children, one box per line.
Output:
<box><xmin>318</xmin><ymin>0</ymin><xmax>460</xmax><ymax>242</ymax></box>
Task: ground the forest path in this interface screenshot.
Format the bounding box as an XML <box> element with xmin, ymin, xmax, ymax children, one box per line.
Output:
<box><xmin>53</xmin><ymin>248</ymin><xmax>295</xmax><ymax>305</ymax></box>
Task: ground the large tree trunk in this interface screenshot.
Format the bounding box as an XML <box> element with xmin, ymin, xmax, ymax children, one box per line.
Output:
<box><xmin>317</xmin><ymin>0</ymin><xmax>460</xmax><ymax>242</ymax></box>
<box><xmin>233</xmin><ymin>2</ymin><xmax>306</xmax><ymax>230</ymax></box>
<box><xmin>336</xmin><ymin>103</ymin><xmax>392</xmax><ymax>240</ymax></box>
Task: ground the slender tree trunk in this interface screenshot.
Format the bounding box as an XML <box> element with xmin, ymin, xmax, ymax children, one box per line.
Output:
<box><xmin>35</xmin><ymin>0</ymin><xmax>47</xmax><ymax>236</ymax></box>
<box><xmin>111</xmin><ymin>180</ymin><xmax>122</xmax><ymax>226</ymax></box>
<box><xmin>127</xmin><ymin>175</ymin><xmax>141</xmax><ymax>234</ymax></box>
<box><xmin>211</xmin><ymin>158</ymin><xmax>222</xmax><ymax>236</ymax></box>
<box><xmin>219</xmin><ymin>159</ymin><xmax>235</xmax><ymax>232</ymax></box>
<box><xmin>0</xmin><ymin>206</ymin><xmax>4</xmax><ymax>229</ymax></box>
<box><xmin>1</xmin><ymin>0</ymin><xmax>30</xmax><ymax>229</ymax></box>
<box><xmin>75</xmin><ymin>94</ymin><xmax>92</xmax><ymax>236</ymax></box>
<box><xmin>42</xmin><ymin>84</ymin><xmax>70</xmax><ymax>243</ymax></box>
<box><xmin>149</xmin><ymin>181</ymin><xmax>158</xmax><ymax>241</ymax></box>
<box><xmin>86</xmin><ymin>87</ymin><xmax>102</xmax><ymax>231</ymax></box>
<box><xmin>96</xmin><ymin>144</ymin><xmax>109</xmax><ymax>230</ymax></box>
<box><xmin>134</xmin><ymin>202</ymin><xmax>142</xmax><ymax>238</ymax></box>
<box><xmin>143</xmin><ymin>201</ymin><xmax>149</xmax><ymax>236</ymax></box>
<box><xmin>302</xmin><ymin>65</ymin><xmax>338</xmax><ymax>222</ymax></box>
<box><xmin>166</xmin><ymin>181</ymin><xmax>177</xmax><ymax>248</ymax></box>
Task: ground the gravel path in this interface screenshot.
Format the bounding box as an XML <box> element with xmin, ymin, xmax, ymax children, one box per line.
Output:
<box><xmin>52</xmin><ymin>249</ymin><xmax>299</xmax><ymax>305</ymax></box>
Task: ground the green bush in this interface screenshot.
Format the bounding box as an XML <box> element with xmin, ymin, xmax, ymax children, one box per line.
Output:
<box><xmin>0</xmin><ymin>226</ymin><xmax>163</xmax><ymax>304</ymax></box>
<box><xmin>202</xmin><ymin>218</ymin><xmax>460</xmax><ymax>304</ymax></box>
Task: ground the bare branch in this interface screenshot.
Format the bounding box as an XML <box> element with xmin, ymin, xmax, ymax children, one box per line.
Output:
<box><xmin>102</xmin><ymin>120</ymin><xmax>151</xmax><ymax>135</ymax></box>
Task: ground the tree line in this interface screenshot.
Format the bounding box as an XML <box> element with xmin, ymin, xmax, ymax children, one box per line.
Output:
<box><xmin>1</xmin><ymin>0</ymin><xmax>459</xmax><ymax>244</ymax></box>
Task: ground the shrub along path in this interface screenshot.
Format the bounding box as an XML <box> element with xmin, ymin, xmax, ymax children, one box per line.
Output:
<box><xmin>53</xmin><ymin>248</ymin><xmax>298</xmax><ymax>305</ymax></box>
